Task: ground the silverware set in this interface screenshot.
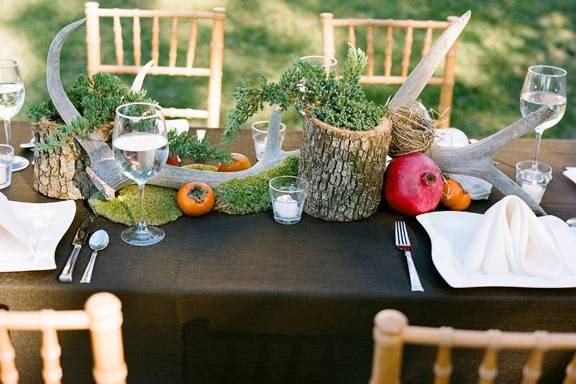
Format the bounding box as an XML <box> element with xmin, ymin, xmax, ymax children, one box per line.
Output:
<box><xmin>394</xmin><ymin>220</ymin><xmax>424</xmax><ymax>292</ymax></box>
<box><xmin>58</xmin><ymin>215</ymin><xmax>108</xmax><ymax>284</ymax></box>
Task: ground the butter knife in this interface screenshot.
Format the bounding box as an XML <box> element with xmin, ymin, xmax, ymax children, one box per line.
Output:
<box><xmin>58</xmin><ymin>215</ymin><xmax>95</xmax><ymax>283</ymax></box>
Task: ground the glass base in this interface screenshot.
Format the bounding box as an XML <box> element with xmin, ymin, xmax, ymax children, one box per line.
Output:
<box><xmin>273</xmin><ymin>215</ymin><xmax>301</xmax><ymax>225</ymax></box>
<box><xmin>11</xmin><ymin>156</ymin><xmax>29</xmax><ymax>172</ymax></box>
<box><xmin>121</xmin><ymin>225</ymin><xmax>165</xmax><ymax>246</ymax></box>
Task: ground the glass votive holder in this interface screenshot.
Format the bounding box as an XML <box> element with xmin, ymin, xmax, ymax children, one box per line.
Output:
<box><xmin>269</xmin><ymin>176</ymin><xmax>308</xmax><ymax>225</ymax></box>
<box><xmin>252</xmin><ymin>121</ymin><xmax>286</xmax><ymax>161</ymax></box>
<box><xmin>515</xmin><ymin>160</ymin><xmax>552</xmax><ymax>204</ymax></box>
<box><xmin>0</xmin><ymin>145</ymin><xmax>14</xmax><ymax>189</ymax></box>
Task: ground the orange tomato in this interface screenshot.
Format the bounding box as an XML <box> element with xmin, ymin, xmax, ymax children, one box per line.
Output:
<box><xmin>218</xmin><ymin>153</ymin><xmax>251</xmax><ymax>172</ymax></box>
<box><xmin>177</xmin><ymin>182</ymin><xmax>215</xmax><ymax>216</ymax></box>
<box><xmin>442</xmin><ymin>179</ymin><xmax>472</xmax><ymax>211</ymax></box>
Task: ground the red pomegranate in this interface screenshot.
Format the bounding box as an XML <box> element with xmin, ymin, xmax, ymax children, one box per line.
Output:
<box><xmin>384</xmin><ymin>152</ymin><xmax>443</xmax><ymax>216</ymax></box>
<box><xmin>166</xmin><ymin>154</ymin><xmax>181</xmax><ymax>166</ymax></box>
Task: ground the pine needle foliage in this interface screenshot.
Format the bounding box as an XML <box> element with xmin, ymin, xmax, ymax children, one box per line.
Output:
<box><xmin>26</xmin><ymin>73</ymin><xmax>152</xmax><ymax>152</ymax></box>
<box><xmin>223</xmin><ymin>46</ymin><xmax>387</xmax><ymax>144</ymax></box>
<box><xmin>167</xmin><ymin>130</ymin><xmax>231</xmax><ymax>163</ymax></box>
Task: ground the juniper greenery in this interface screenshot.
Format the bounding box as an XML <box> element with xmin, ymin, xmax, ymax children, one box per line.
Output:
<box><xmin>223</xmin><ymin>46</ymin><xmax>387</xmax><ymax>144</ymax></box>
<box><xmin>167</xmin><ymin>130</ymin><xmax>231</xmax><ymax>163</ymax></box>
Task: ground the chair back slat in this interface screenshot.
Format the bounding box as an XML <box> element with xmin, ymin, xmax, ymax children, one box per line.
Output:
<box><xmin>321</xmin><ymin>13</ymin><xmax>459</xmax><ymax>127</ymax></box>
<box><xmin>369</xmin><ymin>310</ymin><xmax>407</xmax><ymax>384</ymax></box>
<box><xmin>113</xmin><ymin>14</ymin><xmax>124</xmax><ymax>66</ymax></box>
<box><xmin>433</xmin><ymin>327</ymin><xmax>454</xmax><ymax>384</ymax></box>
<box><xmin>477</xmin><ymin>330</ymin><xmax>501</xmax><ymax>384</ymax></box>
<box><xmin>384</xmin><ymin>27</ymin><xmax>394</xmax><ymax>77</ymax></box>
<box><xmin>40</xmin><ymin>320</ymin><xmax>63</xmax><ymax>384</ymax></box>
<box><xmin>151</xmin><ymin>16</ymin><xmax>160</xmax><ymax>65</ymax></box>
<box><xmin>348</xmin><ymin>25</ymin><xmax>356</xmax><ymax>48</ymax></box>
<box><xmin>366</xmin><ymin>26</ymin><xmax>375</xmax><ymax>76</ymax></box>
<box><xmin>168</xmin><ymin>17</ymin><xmax>179</xmax><ymax>69</ymax></box>
<box><xmin>132</xmin><ymin>16</ymin><xmax>141</xmax><ymax>66</ymax></box>
<box><xmin>400</xmin><ymin>27</ymin><xmax>413</xmax><ymax>77</ymax></box>
<box><xmin>422</xmin><ymin>27</ymin><xmax>433</xmax><ymax>57</ymax></box>
<box><xmin>0</xmin><ymin>325</ymin><xmax>18</xmax><ymax>384</ymax></box>
<box><xmin>206</xmin><ymin>7</ymin><xmax>225</xmax><ymax>128</ymax></box>
<box><xmin>564</xmin><ymin>353</ymin><xmax>576</xmax><ymax>384</ymax></box>
<box><xmin>186</xmin><ymin>19</ymin><xmax>198</xmax><ymax>68</ymax></box>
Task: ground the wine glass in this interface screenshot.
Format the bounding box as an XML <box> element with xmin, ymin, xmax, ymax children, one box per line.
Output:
<box><xmin>113</xmin><ymin>103</ymin><xmax>169</xmax><ymax>246</ymax></box>
<box><xmin>0</xmin><ymin>59</ymin><xmax>28</xmax><ymax>171</ymax></box>
<box><xmin>520</xmin><ymin>65</ymin><xmax>567</xmax><ymax>163</ymax></box>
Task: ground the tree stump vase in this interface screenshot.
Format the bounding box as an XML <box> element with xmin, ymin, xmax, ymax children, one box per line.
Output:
<box><xmin>299</xmin><ymin>115</ymin><xmax>392</xmax><ymax>221</ymax></box>
<box><xmin>32</xmin><ymin>118</ymin><xmax>112</xmax><ymax>200</ymax></box>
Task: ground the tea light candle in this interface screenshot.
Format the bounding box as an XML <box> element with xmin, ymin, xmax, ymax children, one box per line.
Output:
<box><xmin>521</xmin><ymin>182</ymin><xmax>545</xmax><ymax>204</ymax></box>
<box><xmin>274</xmin><ymin>194</ymin><xmax>299</xmax><ymax>219</ymax></box>
<box><xmin>255</xmin><ymin>140</ymin><xmax>266</xmax><ymax>160</ymax></box>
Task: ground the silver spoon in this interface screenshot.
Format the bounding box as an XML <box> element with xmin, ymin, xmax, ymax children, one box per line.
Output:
<box><xmin>80</xmin><ymin>230</ymin><xmax>109</xmax><ymax>284</ymax></box>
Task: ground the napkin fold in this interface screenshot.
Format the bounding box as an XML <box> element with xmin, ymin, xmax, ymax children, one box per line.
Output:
<box><xmin>461</xmin><ymin>195</ymin><xmax>576</xmax><ymax>279</ymax></box>
<box><xmin>0</xmin><ymin>192</ymin><xmax>35</xmax><ymax>260</ymax></box>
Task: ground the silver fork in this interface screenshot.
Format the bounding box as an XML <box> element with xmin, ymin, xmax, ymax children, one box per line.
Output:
<box><xmin>394</xmin><ymin>221</ymin><xmax>424</xmax><ymax>292</ymax></box>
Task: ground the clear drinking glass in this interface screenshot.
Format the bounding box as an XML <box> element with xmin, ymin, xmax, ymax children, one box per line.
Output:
<box><xmin>0</xmin><ymin>144</ymin><xmax>14</xmax><ymax>189</ymax></box>
<box><xmin>520</xmin><ymin>65</ymin><xmax>567</xmax><ymax>163</ymax></box>
<box><xmin>269</xmin><ymin>176</ymin><xmax>308</xmax><ymax>225</ymax></box>
<box><xmin>113</xmin><ymin>103</ymin><xmax>169</xmax><ymax>246</ymax></box>
<box><xmin>0</xmin><ymin>59</ymin><xmax>27</xmax><ymax>171</ymax></box>
<box><xmin>300</xmin><ymin>55</ymin><xmax>337</xmax><ymax>73</ymax></box>
<box><xmin>251</xmin><ymin>121</ymin><xmax>286</xmax><ymax>161</ymax></box>
<box><xmin>515</xmin><ymin>160</ymin><xmax>552</xmax><ymax>204</ymax></box>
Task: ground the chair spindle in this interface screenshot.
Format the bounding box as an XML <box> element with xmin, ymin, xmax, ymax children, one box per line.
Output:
<box><xmin>422</xmin><ymin>27</ymin><xmax>433</xmax><ymax>57</ymax></box>
<box><xmin>521</xmin><ymin>331</ymin><xmax>548</xmax><ymax>384</ymax></box>
<box><xmin>564</xmin><ymin>353</ymin><xmax>576</xmax><ymax>384</ymax></box>
<box><xmin>169</xmin><ymin>17</ymin><xmax>179</xmax><ymax>70</ymax></box>
<box><xmin>384</xmin><ymin>26</ymin><xmax>394</xmax><ymax>77</ymax></box>
<box><xmin>477</xmin><ymin>330</ymin><xmax>501</xmax><ymax>384</ymax></box>
<box><xmin>207</xmin><ymin>7</ymin><xmax>225</xmax><ymax>128</ymax></box>
<box><xmin>320</xmin><ymin>13</ymin><xmax>336</xmax><ymax>63</ymax></box>
<box><xmin>186</xmin><ymin>19</ymin><xmax>198</xmax><ymax>68</ymax></box>
<box><xmin>401</xmin><ymin>26</ymin><xmax>413</xmax><ymax>77</ymax></box>
<box><xmin>40</xmin><ymin>320</ymin><xmax>63</xmax><ymax>384</ymax></box>
<box><xmin>366</xmin><ymin>26</ymin><xmax>374</xmax><ymax>77</ymax></box>
<box><xmin>370</xmin><ymin>310</ymin><xmax>407</xmax><ymax>384</ymax></box>
<box><xmin>151</xmin><ymin>16</ymin><xmax>160</xmax><ymax>65</ymax></box>
<box><xmin>113</xmin><ymin>14</ymin><xmax>124</xmax><ymax>66</ymax></box>
<box><xmin>132</xmin><ymin>16</ymin><xmax>141</xmax><ymax>66</ymax></box>
<box><xmin>433</xmin><ymin>327</ymin><xmax>454</xmax><ymax>384</ymax></box>
<box><xmin>0</xmin><ymin>325</ymin><xmax>19</xmax><ymax>384</ymax></box>
<box><xmin>348</xmin><ymin>25</ymin><xmax>356</xmax><ymax>48</ymax></box>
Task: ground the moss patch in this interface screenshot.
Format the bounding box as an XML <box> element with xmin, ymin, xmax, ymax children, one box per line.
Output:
<box><xmin>215</xmin><ymin>156</ymin><xmax>299</xmax><ymax>215</ymax></box>
<box><xmin>89</xmin><ymin>185</ymin><xmax>182</xmax><ymax>226</ymax></box>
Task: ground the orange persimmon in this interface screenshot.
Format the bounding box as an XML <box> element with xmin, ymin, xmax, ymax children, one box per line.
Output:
<box><xmin>177</xmin><ymin>182</ymin><xmax>215</xmax><ymax>216</ymax></box>
<box><xmin>218</xmin><ymin>153</ymin><xmax>251</xmax><ymax>172</ymax></box>
<box><xmin>442</xmin><ymin>179</ymin><xmax>472</xmax><ymax>211</ymax></box>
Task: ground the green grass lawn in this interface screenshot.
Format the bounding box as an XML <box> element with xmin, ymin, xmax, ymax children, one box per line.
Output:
<box><xmin>1</xmin><ymin>0</ymin><xmax>574</xmax><ymax>138</ymax></box>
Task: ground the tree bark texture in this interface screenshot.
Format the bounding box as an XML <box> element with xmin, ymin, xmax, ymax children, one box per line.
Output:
<box><xmin>32</xmin><ymin>119</ymin><xmax>112</xmax><ymax>200</ymax></box>
<box><xmin>299</xmin><ymin>116</ymin><xmax>392</xmax><ymax>221</ymax></box>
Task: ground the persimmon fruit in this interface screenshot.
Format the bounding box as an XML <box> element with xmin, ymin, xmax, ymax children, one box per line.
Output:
<box><xmin>442</xmin><ymin>179</ymin><xmax>471</xmax><ymax>211</ymax></box>
<box><xmin>217</xmin><ymin>153</ymin><xmax>251</xmax><ymax>172</ymax></box>
<box><xmin>177</xmin><ymin>182</ymin><xmax>215</xmax><ymax>216</ymax></box>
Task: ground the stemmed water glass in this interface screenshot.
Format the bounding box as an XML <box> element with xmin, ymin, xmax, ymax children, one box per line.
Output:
<box><xmin>520</xmin><ymin>65</ymin><xmax>567</xmax><ymax>163</ymax></box>
<box><xmin>113</xmin><ymin>103</ymin><xmax>169</xmax><ymax>246</ymax></box>
<box><xmin>0</xmin><ymin>59</ymin><xmax>28</xmax><ymax>171</ymax></box>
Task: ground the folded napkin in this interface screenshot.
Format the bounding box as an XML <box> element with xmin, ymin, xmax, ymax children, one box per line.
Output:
<box><xmin>461</xmin><ymin>195</ymin><xmax>576</xmax><ymax>279</ymax></box>
<box><xmin>0</xmin><ymin>192</ymin><xmax>75</xmax><ymax>272</ymax></box>
<box><xmin>564</xmin><ymin>168</ymin><xmax>576</xmax><ymax>185</ymax></box>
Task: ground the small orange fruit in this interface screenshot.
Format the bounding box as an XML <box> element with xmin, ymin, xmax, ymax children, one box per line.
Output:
<box><xmin>217</xmin><ymin>153</ymin><xmax>251</xmax><ymax>172</ymax></box>
<box><xmin>442</xmin><ymin>179</ymin><xmax>472</xmax><ymax>211</ymax></box>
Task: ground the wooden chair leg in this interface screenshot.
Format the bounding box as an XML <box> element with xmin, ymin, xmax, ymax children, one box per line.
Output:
<box><xmin>207</xmin><ymin>7</ymin><xmax>225</xmax><ymax>128</ymax></box>
<box><xmin>564</xmin><ymin>353</ymin><xmax>576</xmax><ymax>384</ymax></box>
<box><xmin>370</xmin><ymin>310</ymin><xmax>407</xmax><ymax>384</ymax></box>
<box><xmin>85</xmin><ymin>293</ymin><xmax>128</xmax><ymax>384</ymax></box>
<box><xmin>85</xmin><ymin>2</ymin><xmax>101</xmax><ymax>77</ymax></box>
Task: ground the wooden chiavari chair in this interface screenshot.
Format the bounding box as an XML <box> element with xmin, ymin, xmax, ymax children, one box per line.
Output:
<box><xmin>370</xmin><ymin>309</ymin><xmax>576</xmax><ymax>384</ymax></box>
<box><xmin>84</xmin><ymin>2</ymin><xmax>225</xmax><ymax>128</ymax></box>
<box><xmin>320</xmin><ymin>13</ymin><xmax>459</xmax><ymax>128</ymax></box>
<box><xmin>0</xmin><ymin>293</ymin><xmax>127</xmax><ymax>384</ymax></box>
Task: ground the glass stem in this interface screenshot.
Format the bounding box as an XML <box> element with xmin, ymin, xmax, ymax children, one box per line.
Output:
<box><xmin>137</xmin><ymin>183</ymin><xmax>148</xmax><ymax>232</ymax></box>
<box><xmin>533</xmin><ymin>132</ymin><xmax>542</xmax><ymax>164</ymax></box>
<box><xmin>3</xmin><ymin>119</ymin><xmax>11</xmax><ymax>146</ymax></box>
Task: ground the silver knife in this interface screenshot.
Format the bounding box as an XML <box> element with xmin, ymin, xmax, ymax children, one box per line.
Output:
<box><xmin>58</xmin><ymin>215</ymin><xmax>95</xmax><ymax>283</ymax></box>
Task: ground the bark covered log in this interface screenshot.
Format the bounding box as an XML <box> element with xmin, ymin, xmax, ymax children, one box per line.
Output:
<box><xmin>299</xmin><ymin>116</ymin><xmax>392</xmax><ymax>221</ymax></box>
<box><xmin>32</xmin><ymin>118</ymin><xmax>112</xmax><ymax>200</ymax></box>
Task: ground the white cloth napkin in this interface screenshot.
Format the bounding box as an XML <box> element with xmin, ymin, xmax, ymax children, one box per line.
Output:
<box><xmin>0</xmin><ymin>193</ymin><xmax>35</xmax><ymax>261</ymax></box>
<box><xmin>563</xmin><ymin>168</ymin><xmax>576</xmax><ymax>185</ymax></box>
<box><xmin>461</xmin><ymin>195</ymin><xmax>576</xmax><ymax>279</ymax></box>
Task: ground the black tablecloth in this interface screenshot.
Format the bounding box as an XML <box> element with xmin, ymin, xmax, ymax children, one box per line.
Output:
<box><xmin>2</xmin><ymin>123</ymin><xmax>576</xmax><ymax>383</ymax></box>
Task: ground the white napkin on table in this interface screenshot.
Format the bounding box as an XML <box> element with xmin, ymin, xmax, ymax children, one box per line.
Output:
<box><xmin>461</xmin><ymin>195</ymin><xmax>576</xmax><ymax>279</ymax></box>
<box><xmin>0</xmin><ymin>193</ymin><xmax>35</xmax><ymax>261</ymax></box>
